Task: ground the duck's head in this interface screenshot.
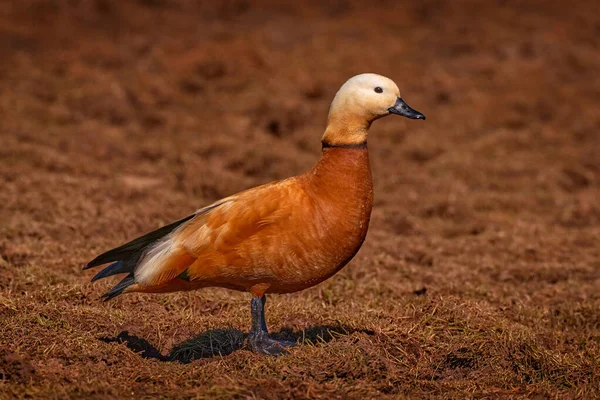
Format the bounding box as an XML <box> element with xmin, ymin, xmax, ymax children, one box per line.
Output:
<box><xmin>323</xmin><ymin>73</ymin><xmax>425</xmax><ymax>147</ymax></box>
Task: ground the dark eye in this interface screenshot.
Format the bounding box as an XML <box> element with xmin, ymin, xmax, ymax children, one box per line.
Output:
<box><xmin>374</xmin><ymin>87</ymin><xmax>383</xmax><ymax>93</ymax></box>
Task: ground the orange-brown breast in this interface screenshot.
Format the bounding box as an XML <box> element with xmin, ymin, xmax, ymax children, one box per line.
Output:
<box><xmin>269</xmin><ymin>146</ymin><xmax>374</xmax><ymax>293</ymax></box>
<box><xmin>135</xmin><ymin>146</ymin><xmax>373</xmax><ymax>296</ymax></box>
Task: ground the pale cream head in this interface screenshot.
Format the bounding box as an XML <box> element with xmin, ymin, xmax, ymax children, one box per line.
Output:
<box><xmin>322</xmin><ymin>73</ymin><xmax>425</xmax><ymax>146</ymax></box>
<box><xmin>329</xmin><ymin>73</ymin><xmax>400</xmax><ymax>122</ymax></box>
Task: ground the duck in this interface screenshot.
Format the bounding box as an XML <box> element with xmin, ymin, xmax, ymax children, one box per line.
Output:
<box><xmin>84</xmin><ymin>73</ymin><xmax>425</xmax><ymax>355</ymax></box>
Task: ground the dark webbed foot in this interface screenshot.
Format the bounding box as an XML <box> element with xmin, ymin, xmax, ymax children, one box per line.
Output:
<box><xmin>248</xmin><ymin>330</ymin><xmax>295</xmax><ymax>356</ymax></box>
<box><xmin>247</xmin><ymin>295</ymin><xmax>295</xmax><ymax>356</ymax></box>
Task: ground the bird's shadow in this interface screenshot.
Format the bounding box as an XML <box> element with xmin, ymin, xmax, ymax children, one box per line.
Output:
<box><xmin>100</xmin><ymin>325</ymin><xmax>374</xmax><ymax>363</ymax></box>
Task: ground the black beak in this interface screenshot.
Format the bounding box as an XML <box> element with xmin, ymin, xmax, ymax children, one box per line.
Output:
<box><xmin>388</xmin><ymin>97</ymin><xmax>426</xmax><ymax>120</ymax></box>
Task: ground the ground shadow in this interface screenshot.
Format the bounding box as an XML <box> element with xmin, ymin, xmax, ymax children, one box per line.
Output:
<box><xmin>169</xmin><ymin>328</ymin><xmax>246</xmax><ymax>362</ymax></box>
<box><xmin>273</xmin><ymin>324</ymin><xmax>375</xmax><ymax>346</ymax></box>
<box><xmin>100</xmin><ymin>331</ymin><xmax>169</xmax><ymax>361</ymax></box>
<box><xmin>100</xmin><ymin>329</ymin><xmax>245</xmax><ymax>362</ymax></box>
<box><xmin>100</xmin><ymin>324</ymin><xmax>374</xmax><ymax>363</ymax></box>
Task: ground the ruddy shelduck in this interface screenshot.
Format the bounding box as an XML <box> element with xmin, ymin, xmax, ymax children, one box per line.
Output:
<box><xmin>85</xmin><ymin>73</ymin><xmax>425</xmax><ymax>355</ymax></box>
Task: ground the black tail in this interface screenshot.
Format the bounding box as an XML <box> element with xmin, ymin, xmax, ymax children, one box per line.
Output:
<box><xmin>100</xmin><ymin>274</ymin><xmax>136</xmax><ymax>301</ymax></box>
<box><xmin>85</xmin><ymin>214</ymin><xmax>195</xmax><ymax>300</ymax></box>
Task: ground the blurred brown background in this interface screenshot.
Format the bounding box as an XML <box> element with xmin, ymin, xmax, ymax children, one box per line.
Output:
<box><xmin>1</xmin><ymin>1</ymin><xmax>599</xmax><ymax>398</ymax></box>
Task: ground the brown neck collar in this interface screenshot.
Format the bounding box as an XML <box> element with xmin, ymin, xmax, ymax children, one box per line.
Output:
<box><xmin>321</xmin><ymin>141</ymin><xmax>367</xmax><ymax>150</ymax></box>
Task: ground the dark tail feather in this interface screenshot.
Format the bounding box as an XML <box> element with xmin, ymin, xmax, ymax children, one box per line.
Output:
<box><xmin>84</xmin><ymin>214</ymin><xmax>195</xmax><ymax>270</ymax></box>
<box><xmin>101</xmin><ymin>274</ymin><xmax>136</xmax><ymax>301</ymax></box>
<box><xmin>85</xmin><ymin>213</ymin><xmax>196</xmax><ymax>301</ymax></box>
<box><xmin>91</xmin><ymin>261</ymin><xmax>127</xmax><ymax>282</ymax></box>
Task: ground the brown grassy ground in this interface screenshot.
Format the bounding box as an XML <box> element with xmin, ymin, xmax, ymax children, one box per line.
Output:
<box><xmin>1</xmin><ymin>0</ymin><xmax>599</xmax><ymax>398</ymax></box>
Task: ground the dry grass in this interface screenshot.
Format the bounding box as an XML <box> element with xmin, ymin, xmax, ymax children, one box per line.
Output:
<box><xmin>1</xmin><ymin>0</ymin><xmax>599</xmax><ymax>398</ymax></box>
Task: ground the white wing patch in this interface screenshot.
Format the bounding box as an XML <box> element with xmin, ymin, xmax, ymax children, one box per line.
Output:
<box><xmin>133</xmin><ymin>198</ymin><xmax>236</xmax><ymax>285</ymax></box>
<box><xmin>134</xmin><ymin>234</ymin><xmax>177</xmax><ymax>285</ymax></box>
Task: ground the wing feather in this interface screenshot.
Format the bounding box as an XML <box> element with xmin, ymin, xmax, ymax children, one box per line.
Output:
<box><xmin>131</xmin><ymin>198</ymin><xmax>235</xmax><ymax>287</ymax></box>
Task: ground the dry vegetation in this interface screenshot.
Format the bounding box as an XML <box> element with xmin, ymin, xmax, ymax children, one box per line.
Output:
<box><xmin>1</xmin><ymin>0</ymin><xmax>599</xmax><ymax>398</ymax></box>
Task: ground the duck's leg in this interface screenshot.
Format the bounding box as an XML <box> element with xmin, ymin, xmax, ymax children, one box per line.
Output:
<box><xmin>248</xmin><ymin>295</ymin><xmax>295</xmax><ymax>356</ymax></box>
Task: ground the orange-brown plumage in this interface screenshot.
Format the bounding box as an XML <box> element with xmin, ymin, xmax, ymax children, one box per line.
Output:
<box><xmin>85</xmin><ymin>73</ymin><xmax>425</xmax><ymax>354</ymax></box>
<box><xmin>127</xmin><ymin>145</ymin><xmax>372</xmax><ymax>297</ymax></box>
